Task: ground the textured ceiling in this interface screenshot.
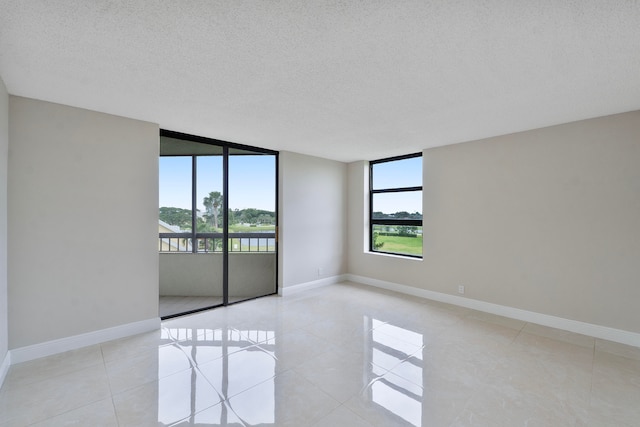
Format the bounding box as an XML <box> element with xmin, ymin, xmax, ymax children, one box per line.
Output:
<box><xmin>1</xmin><ymin>1</ymin><xmax>639</xmax><ymax>162</ymax></box>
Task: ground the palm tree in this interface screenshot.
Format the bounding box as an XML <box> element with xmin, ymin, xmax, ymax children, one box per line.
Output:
<box><xmin>203</xmin><ymin>191</ymin><xmax>223</xmax><ymax>230</ymax></box>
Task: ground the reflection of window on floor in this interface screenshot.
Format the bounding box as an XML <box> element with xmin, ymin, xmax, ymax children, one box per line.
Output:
<box><xmin>371</xmin><ymin>374</ymin><xmax>423</xmax><ymax>426</ymax></box>
<box><xmin>366</xmin><ymin>318</ymin><xmax>424</xmax><ymax>427</ymax></box>
<box><xmin>160</xmin><ymin>327</ymin><xmax>276</xmax><ymax>425</ymax></box>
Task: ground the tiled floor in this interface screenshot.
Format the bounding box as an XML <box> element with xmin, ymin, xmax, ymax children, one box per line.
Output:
<box><xmin>2</xmin><ymin>282</ymin><xmax>640</xmax><ymax>426</ymax></box>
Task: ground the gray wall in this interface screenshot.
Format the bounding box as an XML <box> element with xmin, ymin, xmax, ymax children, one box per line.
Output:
<box><xmin>279</xmin><ymin>151</ymin><xmax>347</xmax><ymax>289</ymax></box>
<box><xmin>0</xmin><ymin>77</ymin><xmax>8</xmax><ymax>365</ymax></box>
<box><xmin>160</xmin><ymin>253</ymin><xmax>276</xmax><ymax>297</ymax></box>
<box><xmin>348</xmin><ymin>111</ymin><xmax>640</xmax><ymax>334</ymax></box>
<box><xmin>8</xmin><ymin>97</ymin><xmax>160</xmax><ymax>349</ymax></box>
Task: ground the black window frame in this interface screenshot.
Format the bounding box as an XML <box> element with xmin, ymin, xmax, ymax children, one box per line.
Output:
<box><xmin>369</xmin><ymin>152</ymin><xmax>423</xmax><ymax>258</ymax></box>
<box><xmin>159</xmin><ymin>129</ymin><xmax>279</xmax><ymax>255</ymax></box>
<box><xmin>158</xmin><ymin>129</ymin><xmax>280</xmax><ymax>315</ymax></box>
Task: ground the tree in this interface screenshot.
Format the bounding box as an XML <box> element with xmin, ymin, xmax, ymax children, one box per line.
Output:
<box><xmin>257</xmin><ymin>214</ymin><xmax>272</xmax><ymax>225</ymax></box>
<box><xmin>396</xmin><ymin>226</ymin><xmax>418</xmax><ymax>237</ymax></box>
<box><xmin>159</xmin><ymin>207</ymin><xmax>192</xmax><ymax>229</ymax></box>
<box><xmin>240</xmin><ymin>208</ymin><xmax>258</xmax><ymax>224</ymax></box>
<box><xmin>373</xmin><ymin>232</ymin><xmax>384</xmax><ymax>250</ymax></box>
<box><xmin>228</xmin><ymin>208</ymin><xmax>236</xmax><ymax>226</ymax></box>
<box><xmin>203</xmin><ymin>191</ymin><xmax>223</xmax><ymax>230</ymax></box>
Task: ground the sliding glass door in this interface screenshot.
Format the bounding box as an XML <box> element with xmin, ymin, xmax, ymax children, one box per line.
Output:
<box><xmin>228</xmin><ymin>148</ymin><xmax>277</xmax><ymax>303</ymax></box>
<box><xmin>158</xmin><ymin>131</ymin><xmax>277</xmax><ymax>318</ymax></box>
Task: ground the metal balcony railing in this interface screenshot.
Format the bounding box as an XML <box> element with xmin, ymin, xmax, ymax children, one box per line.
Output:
<box><xmin>159</xmin><ymin>232</ymin><xmax>276</xmax><ymax>253</ymax></box>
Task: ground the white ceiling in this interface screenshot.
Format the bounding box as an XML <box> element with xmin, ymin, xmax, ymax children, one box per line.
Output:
<box><xmin>1</xmin><ymin>1</ymin><xmax>639</xmax><ymax>162</ymax></box>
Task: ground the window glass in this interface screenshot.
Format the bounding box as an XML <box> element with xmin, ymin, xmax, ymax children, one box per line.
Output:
<box><xmin>228</xmin><ymin>154</ymin><xmax>276</xmax><ymax>216</ymax></box>
<box><xmin>159</xmin><ymin>136</ymin><xmax>278</xmax><ymax>256</ymax></box>
<box><xmin>372</xmin><ymin>156</ymin><xmax>422</xmax><ymax>190</ymax></box>
<box><xmin>196</xmin><ymin>156</ymin><xmax>224</xmax><ymax>231</ymax></box>
<box><xmin>372</xmin><ymin>191</ymin><xmax>422</xmax><ymax>220</ymax></box>
<box><xmin>372</xmin><ymin>225</ymin><xmax>423</xmax><ymax>257</ymax></box>
<box><xmin>370</xmin><ymin>153</ymin><xmax>422</xmax><ymax>258</ymax></box>
<box><xmin>159</xmin><ymin>157</ymin><xmax>192</xmax><ymax>226</ymax></box>
<box><xmin>228</xmin><ymin>154</ymin><xmax>276</xmax><ymax>254</ymax></box>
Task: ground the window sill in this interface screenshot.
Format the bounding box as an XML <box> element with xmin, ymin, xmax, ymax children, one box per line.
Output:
<box><xmin>366</xmin><ymin>251</ymin><xmax>423</xmax><ymax>261</ymax></box>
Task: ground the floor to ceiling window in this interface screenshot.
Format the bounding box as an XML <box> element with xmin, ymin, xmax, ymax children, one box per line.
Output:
<box><xmin>158</xmin><ymin>130</ymin><xmax>278</xmax><ymax>318</ymax></box>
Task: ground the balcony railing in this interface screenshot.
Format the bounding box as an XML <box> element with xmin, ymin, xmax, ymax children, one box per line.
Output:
<box><xmin>159</xmin><ymin>232</ymin><xmax>276</xmax><ymax>253</ymax></box>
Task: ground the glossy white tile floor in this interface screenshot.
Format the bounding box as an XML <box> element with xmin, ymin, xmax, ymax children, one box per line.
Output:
<box><xmin>2</xmin><ymin>282</ymin><xmax>639</xmax><ymax>426</ymax></box>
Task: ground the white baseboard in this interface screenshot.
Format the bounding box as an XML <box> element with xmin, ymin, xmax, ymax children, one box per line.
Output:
<box><xmin>279</xmin><ymin>274</ymin><xmax>347</xmax><ymax>297</ymax></box>
<box><xmin>9</xmin><ymin>317</ymin><xmax>161</xmax><ymax>365</ymax></box>
<box><xmin>346</xmin><ymin>274</ymin><xmax>640</xmax><ymax>348</ymax></box>
<box><xmin>0</xmin><ymin>351</ymin><xmax>10</xmax><ymax>388</ymax></box>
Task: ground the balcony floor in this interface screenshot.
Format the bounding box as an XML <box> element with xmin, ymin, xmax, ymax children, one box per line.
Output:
<box><xmin>159</xmin><ymin>296</ymin><xmax>222</xmax><ymax>318</ymax></box>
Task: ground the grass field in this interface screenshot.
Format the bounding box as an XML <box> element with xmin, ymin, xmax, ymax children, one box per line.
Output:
<box><xmin>376</xmin><ymin>234</ymin><xmax>423</xmax><ymax>256</ymax></box>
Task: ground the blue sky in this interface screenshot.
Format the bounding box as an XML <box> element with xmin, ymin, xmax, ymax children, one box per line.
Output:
<box><xmin>372</xmin><ymin>156</ymin><xmax>423</xmax><ymax>214</ymax></box>
<box><xmin>159</xmin><ymin>155</ymin><xmax>276</xmax><ymax>212</ymax></box>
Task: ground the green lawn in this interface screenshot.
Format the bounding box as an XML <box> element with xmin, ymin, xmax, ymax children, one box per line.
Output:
<box><xmin>376</xmin><ymin>234</ymin><xmax>423</xmax><ymax>256</ymax></box>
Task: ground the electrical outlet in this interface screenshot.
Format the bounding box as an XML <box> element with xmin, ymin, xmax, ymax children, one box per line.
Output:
<box><xmin>318</xmin><ymin>267</ymin><xmax>323</xmax><ymax>276</ymax></box>
<box><xmin>458</xmin><ymin>285</ymin><xmax>465</xmax><ymax>294</ymax></box>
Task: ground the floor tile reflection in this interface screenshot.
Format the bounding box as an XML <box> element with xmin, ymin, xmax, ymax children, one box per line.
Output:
<box><xmin>112</xmin><ymin>367</ymin><xmax>222</xmax><ymax>427</ymax></box>
<box><xmin>1</xmin><ymin>281</ymin><xmax>639</xmax><ymax>426</ymax></box>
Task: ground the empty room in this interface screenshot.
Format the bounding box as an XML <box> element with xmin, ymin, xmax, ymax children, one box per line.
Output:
<box><xmin>0</xmin><ymin>1</ymin><xmax>639</xmax><ymax>426</ymax></box>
